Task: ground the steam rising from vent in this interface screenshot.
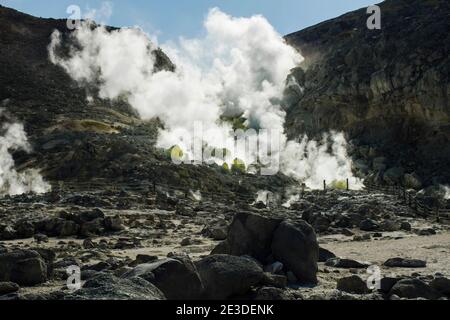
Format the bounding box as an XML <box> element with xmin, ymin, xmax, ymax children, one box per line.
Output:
<box><xmin>48</xmin><ymin>8</ymin><xmax>361</xmax><ymax>189</ymax></box>
<box><xmin>0</xmin><ymin>110</ymin><xmax>51</xmax><ymax>196</ymax></box>
<box><xmin>443</xmin><ymin>185</ymin><xmax>450</xmax><ymax>200</ymax></box>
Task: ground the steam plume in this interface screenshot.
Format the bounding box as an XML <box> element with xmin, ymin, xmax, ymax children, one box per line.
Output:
<box><xmin>48</xmin><ymin>8</ymin><xmax>361</xmax><ymax>189</ymax></box>
<box><xmin>0</xmin><ymin>110</ymin><xmax>51</xmax><ymax>196</ymax></box>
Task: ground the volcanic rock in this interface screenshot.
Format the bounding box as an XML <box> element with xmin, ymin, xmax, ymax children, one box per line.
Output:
<box><xmin>390</xmin><ymin>278</ymin><xmax>442</xmax><ymax>300</ymax></box>
<box><xmin>383</xmin><ymin>258</ymin><xmax>427</xmax><ymax>268</ymax></box>
<box><xmin>196</xmin><ymin>255</ymin><xmax>265</xmax><ymax>300</ymax></box>
<box><xmin>337</xmin><ymin>275</ymin><xmax>370</xmax><ymax>294</ymax></box>
<box><xmin>271</xmin><ymin>221</ymin><xmax>319</xmax><ymax>284</ymax></box>
<box><xmin>123</xmin><ymin>256</ymin><xmax>204</xmax><ymax>300</ymax></box>
<box><xmin>0</xmin><ymin>250</ymin><xmax>48</xmax><ymax>286</ymax></box>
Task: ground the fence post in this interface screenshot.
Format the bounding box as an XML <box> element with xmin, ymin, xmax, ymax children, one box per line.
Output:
<box><xmin>346</xmin><ymin>179</ymin><xmax>349</xmax><ymax>191</ymax></box>
<box><xmin>323</xmin><ymin>180</ymin><xmax>326</xmax><ymax>191</ymax></box>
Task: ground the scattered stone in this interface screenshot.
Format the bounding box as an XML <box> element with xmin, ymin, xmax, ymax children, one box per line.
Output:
<box><xmin>325</xmin><ymin>258</ymin><xmax>370</xmax><ymax>269</ymax></box>
<box><xmin>384</xmin><ymin>258</ymin><xmax>427</xmax><ymax>268</ymax></box>
<box><xmin>390</xmin><ymin>278</ymin><xmax>442</xmax><ymax>300</ymax></box>
<box><xmin>380</xmin><ymin>220</ymin><xmax>401</xmax><ymax>232</ymax></box>
<box><xmin>319</xmin><ymin>247</ymin><xmax>336</xmax><ymax>263</ymax></box>
<box><xmin>0</xmin><ymin>282</ymin><xmax>20</xmax><ymax>295</ymax></box>
<box><xmin>337</xmin><ymin>275</ymin><xmax>370</xmax><ymax>294</ymax></box>
<box><xmin>129</xmin><ymin>255</ymin><xmax>158</xmax><ymax>267</ymax></box>
<box><xmin>430</xmin><ymin>277</ymin><xmax>450</xmax><ymax>296</ymax></box>
<box><xmin>14</xmin><ymin>221</ymin><xmax>35</xmax><ymax>239</ymax></box>
<box><xmin>67</xmin><ymin>273</ymin><xmax>166</xmax><ymax>300</ymax></box>
<box><xmin>83</xmin><ymin>239</ymin><xmax>96</xmax><ymax>249</ymax></box>
<box><xmin>0</xmin><ymin>250</ymin><xmax>48</xmax><ymax>286</ymax></box>
<box><xmin>400</xmin><ymin>222</ymin><xmax>412</xmax><ymax>231</ymax></box>
<box><xmin>417</xmin><ymin>228</ymin><xmax>436</xmax><ymax>236</ymax></box>
<box><xmin>377</xmin><ymin>277</ymin><xmax>402</xmax><ymax>293</ymax></box>
<box><xmin>359</xmin><ymin>219</ymin><xmax>379</xmax><ymax>231</ymax></box>
<box><xmin>196</xmin><ymin>254</ymin><xmax>265</xmax><ymax>300</ymax></box>
<box><xmin>353</xmin><ymin>234</ymin><xmax>371</xmax><ymax>241</ymax></box>
<box><xmin>201</xmin><ymin>220</ymin><xmax>228</xmax><ymax>241</ymax></box>
<box><xmin>124</xmin><ymin>256</ymin><xmax>204</xmax><ymax>300</ymax></box>
<box><xmin>104</xmin><ymin>215</ymin><xmax>125</xmax><ymax>232</ymax></box>
<box><xmin>180</xmin><ymin>238</ymin><xmax>191</xmax><ymax>246</ymax></box>
<box><xmin>34</xmin><ymin>234</ymin><xmax>49</xmax><ymax>243</ymax></box>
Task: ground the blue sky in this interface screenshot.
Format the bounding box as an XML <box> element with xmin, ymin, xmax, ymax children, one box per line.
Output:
<box><xmin>1</xmin><ymin>0</ymin><xmax>378</xmax><ymax>41</ymax></box>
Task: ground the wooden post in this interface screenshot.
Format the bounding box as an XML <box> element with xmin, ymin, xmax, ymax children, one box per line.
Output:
<box><xmin>323</xmin><ymin>180</ymin><xmax>326</xmax><ymax>191</ymax></box>
<box><xmin>346</xmin><ymin>178</ymin><xmax>349</xmax><ymax>191</ymax></box>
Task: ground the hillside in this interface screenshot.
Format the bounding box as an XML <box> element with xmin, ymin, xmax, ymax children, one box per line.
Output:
<box><xmin>0</xmin><ymin>5</ymin><xmax>292</xmax><ymax>194</ymax></box>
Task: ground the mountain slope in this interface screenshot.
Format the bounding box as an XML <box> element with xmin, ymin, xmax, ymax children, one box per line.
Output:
<box><xmin>284</xmin><ymin>0</ymin><xmax>450</xmax><ymax>186</ymax></box>
<box><xmin>0</xmin><ymin>5</ymin><xmax>292</xmax><ymax>194</ymax></box>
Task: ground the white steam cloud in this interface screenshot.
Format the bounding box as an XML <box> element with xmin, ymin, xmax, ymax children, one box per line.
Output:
<box><xmin>48</xmin><ymin>8</ymin><xmax>361</xmax><ymax>189</ymax></box>
<box><xmin>0</xmin><ymin>110</ymin><xmax>51</xmax><ymax>196</ymax></box>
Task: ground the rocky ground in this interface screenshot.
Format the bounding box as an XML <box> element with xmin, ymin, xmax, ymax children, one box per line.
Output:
<box><xmin>0</xmin><ymin>186</ymin><xmax>448</xmax><ymax>300</ymax></box>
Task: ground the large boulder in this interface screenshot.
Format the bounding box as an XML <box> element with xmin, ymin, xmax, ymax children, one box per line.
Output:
<box><xmin>123</xmin><ymin>256</ymin><xmax>203</xmax><ymax>300</ymax></box>
<box><xmin>0</xmin><ymin>250</ymin><xmax>47</xmax><ymax>286</ymax></box>
<box><xmin>213</xmin><ymin>213</ymin><xmax>282</xmax><ymax>262</ymax></box>
<box><xmin>271</xmin><ymin>221</ymin><xmax>319</xmax><ymax>284</ymax></box>
<box><xmin>66</xmin><ymin>273</ymin><xmax>165</xmax><ymax>300</ymax></box>
<box><xmin>390</xmin><ymin>278</ymin><xmax>442</xmax><ymax>300</ymax></box>
<box><xmin>196</xmin><ymin>255</ymin><xmax>265</xmax><ymax>300</ymax></box>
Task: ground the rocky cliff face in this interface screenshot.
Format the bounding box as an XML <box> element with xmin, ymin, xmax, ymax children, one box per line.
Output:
<box><xmin>284</xmin><ymin>0</ymin><xmax>450</xmax><ymax>186</ymax></box>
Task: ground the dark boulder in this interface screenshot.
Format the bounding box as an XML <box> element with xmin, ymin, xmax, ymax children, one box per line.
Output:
<box><xmin>14</xmin><ymin>221</ymin><xmax>35</xmax><ymax>239</ymax></box>
<box><xmin>430</xmin><ymin>277</ymin><xmax>450</xmax><ymax>296</ymax></box>
<box><xmin>383</xmin><ymin>258</ymin><xmax>426</xmax><ymax>268</ymax></box>
<box><xmin>0</xmin><ymin>250</ymin><xmax>47</xmax><ymax>286</ymax></box>
<box><xmin>359</xmin><ymin>219</ymin><xmax>379</xmax><ymax>231</ymax></box>
<box><xmin>66</xmin><ymin>273</ymin><xmax>165</xmax><ymax>300</ymax></box>
<box><xmin>325</xmin><ymin>258</ymin><xmax>370</xmax><ymax>269</ymax></box>
<box><xmin>0</xmin><ymin>282</ymin><xmax>20</xmax><ymax>295</ymax></box>
<box><xmin>123</xmin><ymin>256</ymin><xmax>203</xmax><ymax>300</ymax></box>
<box><xmin>337</xmin><ymin>275</ymin><xmax>370</xmax><ymax>294</ymax></box>
<box><xmin>196</xmin><ymin>255</ymin><xmax>265</xmax><ymax>300</ymax></box>
<box><xmin>390</xmin><ymin>278</ymin><xmax>442</xmax><ymax>300</ymax></box>
<box><xmin>213</xmin><ymin>212</ymin><xmax>282</xmax><ymax>262</ymax></box>
<box><xmin>271</xmin><ymin>221</ymin><xmax>319</xmax><ymax>284</ymax></box>
<box><xmin>104</xmin><ymin>215</ymin><xmax>125</xmax><ymax>232</ymax></box>
<box><xmin>319</xmin><ymin>247</ymin><xmax>336</xmax><ymax>263</ymax></box>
